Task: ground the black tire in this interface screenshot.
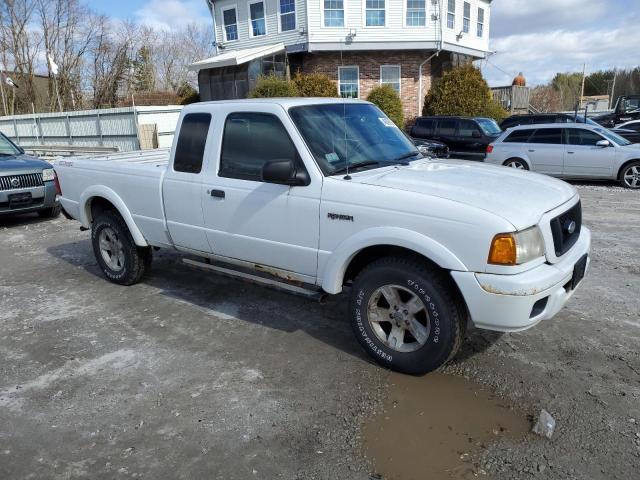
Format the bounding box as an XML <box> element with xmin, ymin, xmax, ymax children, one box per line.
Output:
<box><xmin>91</xmin><ymin>210</ymin><xmax>151</xmax><ymax>285</ymax></box>
<box><xmin>350</xmin><ymin>256</ymin><xmax>467</xmax><ymax>375</ymax></box>
<box><xmin>37</xmin><ymin>204</ymin><xmax>61</xmax><ymax>218</ymax></box>
<box><xmin>503</xmin><ymin>158</ymin><xmax>529</xmax><ymax>170</ymax></box>
<box><xmin>620</xmin><ymin>161</ymin><xmax>640</xmax><ymax>189</ymax></box>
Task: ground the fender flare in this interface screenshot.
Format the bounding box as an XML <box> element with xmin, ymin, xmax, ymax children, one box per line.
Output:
<box><xmin>320</xmin><ymin>227</ymin><xmax>467</xmax><ymax>294</ymax></box>
<box><xmin>79</xmin><ymin>185</ymin><xmax>149</xmax><ymax>247</ymax></box>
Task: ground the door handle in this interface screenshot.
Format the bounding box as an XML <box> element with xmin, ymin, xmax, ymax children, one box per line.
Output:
<box><xmin>210</xmin><ymin>189</ymin><xmax>225</xmax><ymax>198</ymax></box>
<box><xmin>528</xmin><ymin>149</ymin><xmax>536</xmax><ymax>152</ymax></box>
<box><xmin>567</xmin><ymin>151</ymin><xmax>575</xmax><ymax>154</ymax></box>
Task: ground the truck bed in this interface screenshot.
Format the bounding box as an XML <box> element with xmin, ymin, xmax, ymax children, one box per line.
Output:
<box><xmin>54</xmin><ymin>149</ymin><xmax>172</xmax><ymax>247</ymax></box>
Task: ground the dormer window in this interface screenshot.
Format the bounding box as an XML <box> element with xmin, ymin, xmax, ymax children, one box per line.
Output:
<box><xmin>249</xmin><ymin>1</ymin><xmax>267</xmax><ymax>37</ymax></box>
<box><xmin>406</xmin><ymin>0</ymin><xmax>426</xmax><ymax>27</ymax></box>
<box><xmin>324</xmin><ymin>0</ymin><xmax>345</xmax><ymax>27</ymax></box>
<box><xmin>365</xmin><ymin>0</ymin><xmax>385</xmax><ymax>27</ymax></box>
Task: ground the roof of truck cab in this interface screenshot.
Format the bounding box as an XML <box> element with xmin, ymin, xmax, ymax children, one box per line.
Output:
<box><xmin>184</xmin><ymin>98</ymin><xmax>372</xmax><ymax>109</ymax></box>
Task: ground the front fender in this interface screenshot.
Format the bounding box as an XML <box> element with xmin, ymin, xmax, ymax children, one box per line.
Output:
<box><xmin>80</xmin><ymin>185</ymin><xmax>148</xmax><ymax>247</ymax></box>
<box><xmin>320</xmin><ymin>227</ymin><xmax>467</xmax><ymax>294</ymax></box>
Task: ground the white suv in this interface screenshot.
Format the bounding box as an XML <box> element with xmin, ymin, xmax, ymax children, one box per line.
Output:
<box><xmin>485</xmin><ymin>123</ymin><xmax>640</xmax><ymax>188</ymax></box>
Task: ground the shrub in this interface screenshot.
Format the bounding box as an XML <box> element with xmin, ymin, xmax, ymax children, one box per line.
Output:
<box><xmin>423</xmin><ymin>64</ymin><xmax>505</xmax><ymax>120</ymax></box>
<box><xmin>176</xmin><ymin>82</ymin><xmax>200</xmax><ymax>105</ymax></box>
<box><xmin>367</xmin><ymin>85</ymin><xmax>404</xmax><ymax>127</ymax></box>
<box><xmin>293</xmin><ymin>72</ymin><xmax>338</xmax><ymax>97</ymax></box>
<box><xmin>483</xmin><ymin>100</ymin><xmax>509</xmax><ymax>123</ymax></box>
<box><xmin>249</xmin><ymin>75</ymin><xmax>298</xmax><ymax>98</ymax></box>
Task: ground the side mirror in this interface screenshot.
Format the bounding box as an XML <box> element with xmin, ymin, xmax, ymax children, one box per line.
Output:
<box><xmin>472</xmin><ymin>131</ymin><xmax>482</xmax><ymax>138</ymax></box>
<box><xmin>261</xmin><ymin>159</ymin><xmax>309</xmax><ymax>186</ymax></box>
<box><xmin>595</xmin><ymin>139</ymin><xmax>611</xmax><ymax>148</ymax></box>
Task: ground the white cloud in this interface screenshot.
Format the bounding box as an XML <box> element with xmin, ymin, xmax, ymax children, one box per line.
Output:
<box><xmin>482</xmin><ymin>22</ymin><xmax>640</xmax><ymax>86</ymax></box>
<box><xmin>135</xmin><ymin>0</ymin><xmax>210</xmax><ymax>31</ymax></box>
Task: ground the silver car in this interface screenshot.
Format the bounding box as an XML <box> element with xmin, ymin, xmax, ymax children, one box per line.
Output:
<box><xmin>485</xmin><ymin>123</ymin><xmax>640</xmax><ymax>189</ymax></box>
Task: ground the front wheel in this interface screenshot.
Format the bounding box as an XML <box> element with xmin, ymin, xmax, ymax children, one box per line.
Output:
<box><xmin>91</xmin><ymin>210</ymin><xmax>151</xmax><ymax>285</ymax></box>
<box><xmin>620</xmin><ymin>161</ymin><xmax>640</xmax><ymax>189</ymax></box>
<box><xmin>349</xmin><ymin>257</ymin><xmax>467</xmax><ymax>375</ymax></box>
<box><xmin>504</xmin><ymin>158</ymin><xmax>529</xmax><ymax>170</ymax></box>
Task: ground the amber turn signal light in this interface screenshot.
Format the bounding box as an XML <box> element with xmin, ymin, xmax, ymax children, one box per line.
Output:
<box><xmin>488</xmin><ymin>234</ymin><xmax>517</xmax><ymax>265</ymax></box>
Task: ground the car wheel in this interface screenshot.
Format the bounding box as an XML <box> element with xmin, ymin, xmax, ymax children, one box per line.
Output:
<box><xmin>503</xmin><ymin>158</ymin><xmax>529</xmax><ymax>170</ymax></box>
<box><xmin>37</xmin><ymin>204</ymin><xmax>61</xmax><ymax>218</ymax></box>
<box><xmin>621</xmin><ymin>161</ymin><xmax>640</xmax><ymax>189</ymax></box>
<box><xmin>91</xmin><ymin>210</ymin><xmax>152</xmax><ymax>285</ymax></box>
<box><xmin>349</xmin><ymin>256</ymin><xmax>467</xmax><ymax>375</ymax></box>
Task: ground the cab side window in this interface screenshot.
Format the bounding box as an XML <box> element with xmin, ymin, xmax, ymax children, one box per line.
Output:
<box><xmin>437</xmin><ymin>119</ymin><xmax>457</xmax><ymax>136</ymax></box>
<box><xmin>458</xmin><ymin>120</ymin><xmax>481</xmax><ymax>137</ymax></box>
<box><xmin>219</xmin><ymin>112</ymin><xmax>299</xmax><ymax>182</ymax></box>
<box><xmin>174</xmin><ymin>113</ymin><xmax>212</xmax><ymax>174</ymax></box>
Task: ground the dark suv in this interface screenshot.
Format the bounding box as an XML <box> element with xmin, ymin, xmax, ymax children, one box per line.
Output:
<box><xmin>500</xmin><ymin>113</ymin><xmax>598</xmax><ymax>130</ymax></box>
<box><xmin>410</xmin><ymin>116</ymin><xmax>502</xmax><ymax>160</ymax></box>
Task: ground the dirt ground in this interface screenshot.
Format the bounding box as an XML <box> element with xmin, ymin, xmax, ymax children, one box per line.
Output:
<box><xmin>0</xmin><ymin>183</ymin><xmax>638</xmax><ymax>480</ymax></box>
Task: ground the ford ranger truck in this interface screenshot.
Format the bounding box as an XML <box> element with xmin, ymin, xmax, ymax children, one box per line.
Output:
<box><xmin>54</xmin><ymin>99</ymin><xmax>591</xmax><ymax>375</ymax></box>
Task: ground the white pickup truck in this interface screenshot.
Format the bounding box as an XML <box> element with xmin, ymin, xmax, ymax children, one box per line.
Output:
<box><xmin>55</xmin><ymin>98</ymin><xmax>590</xmax><ymax>374</ymax></box>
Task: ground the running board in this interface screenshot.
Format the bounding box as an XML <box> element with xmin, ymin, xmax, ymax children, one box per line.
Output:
<box><xmin>182</xmin><ymin>258</ymin><xmax>327</xmax><ymax>302</ymax></box>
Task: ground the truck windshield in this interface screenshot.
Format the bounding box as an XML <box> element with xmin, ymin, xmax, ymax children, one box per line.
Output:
<box><xmin>0</xmin><ymin>133</ymin><xmax>21</xmax><ymax>156</ymax></box>
<box><xmin>289</xmin><ymin>103</ymin><xmax>420</xmax><ymax>176</ymax></box>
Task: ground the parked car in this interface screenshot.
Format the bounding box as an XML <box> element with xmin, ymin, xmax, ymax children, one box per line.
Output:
<box><xmin>411</xmin><ymin>138</ymin><xmax>449</xmax><ymax>158</ymax></box>
<box><xmin>409</xmin><ymin>116</ymin><xmax>501</xmax><ymax>160</ymax></box>
<box><xmin>55</xmin><ymin>98</ymin><xmax>591</xmax><ymax>375</ymax></box>
<box><xmin>612</xmin><ymin>120</ymin><xmax>640</xmax><ymax>144</ymax></box>
<box><xmin>485</xmin><ymin>123</ymin><xmax>640</xmax><ymax>188</ymax></box>
<box><xmin>500</xmin><ymin>113</ymin><xmax>599</xmax><ymax>130</ymax></box>
<box><xmin>592</xmin><ymin>95</ymin><xmax>640</xmax><ymax>128</ymax></box>
<box><xmin>0</xmin><ymin>132</ymin><xmax>61</xmax><ymax>218</ymax></box>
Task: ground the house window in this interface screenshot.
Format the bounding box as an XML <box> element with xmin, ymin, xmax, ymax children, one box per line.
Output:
<box><xmin>365</xmin><ymin>0</ymin><xmax>385</xmax><ymax>27</ymax></box>
<box><xmin>222</xmin><ymin>7</ymin><xmax>238</xmax><ymax>41</ymax></box>
<box><xmin>324</xmin><ymin>0</ymin><xmax>344</xmax><ymax>27</ymax></box>
<box><xmin>380</xmin><ymin>65</ymin><xmax>401</xmax><ymax>94</ymax></box>
<box><xmin>477</xmin><ymin>7</ymin><xmax>484</xmax><ymax>37</ymax></box>
<box><xmin>447</xmin><ymin>0</ymin><xmax>455</xmax><ymax>29</ymax></box>
<box><xmin>249</xmin><ymin>1</ymin><xmax>266</xmax><ymax>37</ymax></box>
<box><xmin>338</xmin><ymin>66</ymin><xmax>359</xmax><ymax>98</ymax></box>
<box><xmin>463</xmin><ymin>2</ymin><xmax>470</xmax><ymax>33</ymax></box>
<box><xmin>406</xmin><ymin>0</ymin><xmax>426</xmax><ymax>27</ymax></box>
<box><xmin>279</xmin><ymin>0</ymin><xmax>296</xmax><ymax>32</ymax></box>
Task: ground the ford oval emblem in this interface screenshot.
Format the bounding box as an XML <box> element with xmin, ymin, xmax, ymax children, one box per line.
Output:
<box><xmin>10</xmin><ymin>177</ymin><xmax>20</xmax><ymax>188</ymax></box>
<box><xmin>564</xmin><ymin>220</ymin><xmax>576</xmax><ymax>235</ymax></box>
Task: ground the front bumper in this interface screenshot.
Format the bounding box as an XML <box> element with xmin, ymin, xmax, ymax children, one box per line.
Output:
<box><xmin>451</xmin><ymin>227</ymin><xmax>591</xmax><ymax>332</ymax></box>
<box><xmin>0</xmin><ymin>182</ymin><xmax>58</xmax><ymax>216</ymax></box>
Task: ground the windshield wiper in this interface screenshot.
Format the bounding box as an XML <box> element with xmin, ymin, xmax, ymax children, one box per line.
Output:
<box><xmin>330</xmin><ymin>161</ymin><xmax>381</xmax><ymax>175</ymax></box>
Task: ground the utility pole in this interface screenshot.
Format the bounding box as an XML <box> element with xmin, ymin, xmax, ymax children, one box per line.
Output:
<box><xmin>609</xmin><ymin>69</ymin><xmax>618</xmax><ymax>110</ymax></box>
<box><xmin>580</xmin><ymin>63</ymin><xmax>587</xmax><ymax>106</ymax></box>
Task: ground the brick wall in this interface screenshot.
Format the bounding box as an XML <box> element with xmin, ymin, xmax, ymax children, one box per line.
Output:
<box><xmin>299</xmin><ymin>50</ymin><xmax>434</xmax><ymax>125</ymax></box>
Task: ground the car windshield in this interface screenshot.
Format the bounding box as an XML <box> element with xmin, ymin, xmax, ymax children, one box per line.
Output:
<box><xmin>595</xmin><ymin>127</ymin><xmax>631</xmax><ymax>146</ymax></box>
<box><xmin>476</xmin><ymin>118</ymin><xmax>501</xmax><ymax>135</ymax></box>
<box><xmin>289</xmin><ymin>103</ymin><xmax>420</xmax><ymax>176</ymax></box>
<box><xmin>0</xmin><ymin>133</ymin><xmax>21</xmax><ymax>156</ymax></box>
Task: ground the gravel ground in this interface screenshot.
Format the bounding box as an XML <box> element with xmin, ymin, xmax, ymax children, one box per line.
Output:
<box><xmin>0</xmin><ymin>183</ymin><xmax>638</xmax><ymax>479</ymax></box>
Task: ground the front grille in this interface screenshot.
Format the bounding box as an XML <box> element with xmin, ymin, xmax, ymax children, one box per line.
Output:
<box><xmin>550</xmin><ymin>201</ymin><xmax>582</xmax><ymax>257</ymax></box>
<box><xmin>0</xmin><ymin>173</ymin><xmax>44</xmax><ymax>191</ymax></box>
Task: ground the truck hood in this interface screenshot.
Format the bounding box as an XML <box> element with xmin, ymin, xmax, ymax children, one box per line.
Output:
<box><xmin>350</xmin><ymin>159</ymin><xmax>577</xmax><ymax>230</ymax></box>
<box><xmin>0</xmin><ymin>154</ymin><xmax>50</xmax><ymax>171</ymax></box>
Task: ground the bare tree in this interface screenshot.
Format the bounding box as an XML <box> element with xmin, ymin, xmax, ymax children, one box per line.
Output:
<box><xmin>530</xmin><ymin>85</ymin><xmax>562</xmax><ymax>113</ymax></box>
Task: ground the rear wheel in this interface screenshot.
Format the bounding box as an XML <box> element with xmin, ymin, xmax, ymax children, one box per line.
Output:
<box><xmin>503</xmin><ymin>158</ymin><xmax>529</xmax><ymax>170</ymax></box>
<box><xmin>91</xmin><ymin>210</ymin><xmax>151</xmax><ymax>285</ymax></box>
<box><xmin>349</xmin><ymin>256</ymin><xmax>467</xmax><ymax>375</ymax></box>
<box><xmin>620</xmin><ymin>161</ymin><xmax>640</xmax><ymax>189</ymax></box>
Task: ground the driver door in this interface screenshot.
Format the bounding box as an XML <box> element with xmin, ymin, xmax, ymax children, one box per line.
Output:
<box><xmin>200</xmin><ymin>106</ymin><xmax>322</xmax><ymax>279</ymax></box>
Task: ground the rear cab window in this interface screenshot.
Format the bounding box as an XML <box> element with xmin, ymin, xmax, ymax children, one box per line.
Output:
<box><xmin>174</xmin><ymin>113</ymin><xmax>212</xmax><ymax>174</ymax></box>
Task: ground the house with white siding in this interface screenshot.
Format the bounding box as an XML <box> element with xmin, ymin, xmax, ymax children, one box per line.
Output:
<box><xmin>191</xmin><ymin>0</ymin><xmax>492</xmax><ymax>122</ymax></box>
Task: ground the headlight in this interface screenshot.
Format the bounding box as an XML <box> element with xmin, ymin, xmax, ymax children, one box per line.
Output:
<box><xmin>488</xmin><ymin>226</ymin><xmax>545</xmax><ymax>265</ymax></box>
<box><xmin>42</xmin><ymin>168</ymin><xmax>55</xmax><ymax>182</ymax></box>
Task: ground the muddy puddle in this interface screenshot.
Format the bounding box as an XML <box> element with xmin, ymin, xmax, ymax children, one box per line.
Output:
<box><xmin>362</xmin><ymin>373</ymin><xmax>529</xmax><ymax>480</ymax></box>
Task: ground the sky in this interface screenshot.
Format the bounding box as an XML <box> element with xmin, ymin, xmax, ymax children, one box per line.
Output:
<box><xmin>89</xmin><ymin>0</ymin><xmax>640</xmax><ymax>87</ymax></box>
